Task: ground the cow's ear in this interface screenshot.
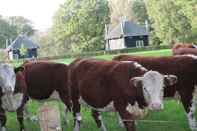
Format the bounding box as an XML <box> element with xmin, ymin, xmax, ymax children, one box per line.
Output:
<box><xmin>130</xmin><ymin>77</ymin><xmax>143</xmax><ymax>88</ymax></box>
<box><xmin>164</xmin><ymin>75</ymin><xmax>177</xmax><ymax>87</ymax></box>
<box><xmin>14</xmin><ymin>66</ymin><xmax>24</xmax><ymax>73</ymax></box>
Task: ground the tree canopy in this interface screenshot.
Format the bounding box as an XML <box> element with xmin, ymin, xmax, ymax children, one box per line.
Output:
<box><xmin>51</xmin><ymin>0</ymin><xmax>109</xmax><ymax>53</ymax></box>
<box><xmin>145</xmin><ymin>0</ymin><xmax>196</xmax><ymax>44</ymax></box>
<box><xmin>0</xmin><ymin>16</ymin><xmax>34</xmax><ymax>48</ymax></box>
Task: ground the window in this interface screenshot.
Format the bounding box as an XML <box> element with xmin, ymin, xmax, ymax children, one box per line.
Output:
<box><xmin>136</xmin><ymin>40</ymin><xmax>144</xmax><ymax>48</ymax></box>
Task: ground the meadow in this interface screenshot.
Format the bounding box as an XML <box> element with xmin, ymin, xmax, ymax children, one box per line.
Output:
<box><xmin>5</xmin><ymin>49</ymin><xmax>193</xmax><ymax>131</ymax></box>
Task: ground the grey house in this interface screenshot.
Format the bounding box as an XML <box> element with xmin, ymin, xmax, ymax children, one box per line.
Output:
<box><xmin>105</xmin><ymin>20</ymin><xmax>149</xmax><ymax>50</ymax></box>
<box><xmin>6</xmin><ymin>34</ymin><xmax>39</xmax><ymax>60</ymax></box>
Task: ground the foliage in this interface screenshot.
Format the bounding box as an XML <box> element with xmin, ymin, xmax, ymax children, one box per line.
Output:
<box><xmin>0</xmin><ymin>16</ymin><xmax>34</xmax><ymax>48</ymax></box>
<box><xmin>108</xmin><ymin>0</ymin><xmax>133</xmax><ymax>25</ymax></box>
<box><xmin>145</xmin><ymin>0</ymin><xmax>194</xmax><ymax>45</ymax></box>
<box><xmin>0</xmin><ymin>17</ymin><xmax>17</xmax><ymax>48</ymax></box>
<box><xmin>8</xmin><ymin>16</ymin><xmax>35</xmax><ymax>36</ymax></box>
<box><xmin>174</xmin><ymin>0</ymin><xmax>197</xmax><ymax>42</ymax></box>
<box><xmin>132</xmin><ymin>0</ymin><xmax>149</xmax><ymax>25</ymax></box>
<box><xmin>51</xmin><ymin>0</ymin><xmax>110</xmax><ymax>53</ymax></box>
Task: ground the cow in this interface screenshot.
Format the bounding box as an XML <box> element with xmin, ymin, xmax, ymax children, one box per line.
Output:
<box><xmin>0</xmin><ymin>63</ymin><xmax>24</xmax><ymax>131</ymax></box>
<box><xmin>0</xmin><ymin>61</ymin><xmax>72</xmax><ymax>131</ymax></box>
<box><xmin>172</xmin><ymin>43</ymin><xmax>197</xmax><ymax>55</ymax></box>
<box><xmin>113</xmin><ymin>54</ymin><xmax>197</xmax><ymax>131</ymax></box>
<box><xmin>68</xmin><ymin>58</ymin><xmax>177</xmax><ymax>131</ymax></box>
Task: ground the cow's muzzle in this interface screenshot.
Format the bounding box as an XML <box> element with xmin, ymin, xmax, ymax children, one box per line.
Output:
<box><xmin>149</xmin><ymin>102</ymin><xmax>163</xmax><ymax>111</ymax></box>
<box><xmin>1</xmin><ymin>93</ymin><xmax>23</xmax><ymax>112</ymax></box>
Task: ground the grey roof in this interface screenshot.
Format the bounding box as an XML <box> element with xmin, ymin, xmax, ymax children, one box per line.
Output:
<box><xmin>105</xmin><ymin>21</ymin><xmax>149</xmax><ymax>40</ymax></box>
<box><xmin>7</xmin><ymin>34</ymin><xmax>39</xmax><ymax>51</ymax></box>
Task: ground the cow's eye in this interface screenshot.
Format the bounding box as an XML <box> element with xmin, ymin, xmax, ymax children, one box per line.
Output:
<box><xmin>143</xmin><ymin>87</ymin><xmax>149</xmax><ymax>93</ymax></box>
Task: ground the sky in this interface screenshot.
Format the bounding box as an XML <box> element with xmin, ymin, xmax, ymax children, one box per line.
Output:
<box><xmin>0</xmin><ymin>0</ymin><xmax>65</xmax><ymax>31</ymax></box>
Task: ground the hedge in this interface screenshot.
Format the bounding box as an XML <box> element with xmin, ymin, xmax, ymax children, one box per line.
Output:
<box><xmin>2</xmin><ymin>45</ymin><xmax>170</xmax><ymax>64</ymax></box>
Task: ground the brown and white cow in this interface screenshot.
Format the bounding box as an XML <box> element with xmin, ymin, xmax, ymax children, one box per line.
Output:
<box><xmin>0</xmin><ymin>61</ymin><xmax>72</xmax><ymax>131</ymax></box>
<box><xmin>113</xmin><ymin>54</ymin><xmax>197</xmax><ymax>131</ymax></box>
<box><xmin>172</xmin><ymin>43</ymin><xmax>197</xmax><ymax>55</ymax></box>
<box><xmin>0</xmin><ymin>63</ymin><xmax>24</xmax><ymax>131</ymax></box>
<box><xmin>68</xmin><ymin>58</ymin><xmax>177</xmax><ymax>131</ymax></box>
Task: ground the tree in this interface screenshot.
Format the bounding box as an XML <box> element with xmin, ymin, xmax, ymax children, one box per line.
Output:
<box><xmin>132</xmin><ymin>0</ymin><xmax>149</xmax><ymax>25</ymax></box>
<box><xmin>108</xmin><ymin>0</ymin><xmax>133</xmax><ymax>25</ymax></box>
<box><xmin>51</xmin><ymin>0</ymin><xmax>110</xmax><ymax>53</ymax></box>
<box><xmin>8</xmin><ymin>16</ymin><xmax>35</xmax><ymax>36</ymax></box>
<box><xmin>174</xmin><ymin>0</ymin><xmax>197</xmax><ymax>42</ymax></box>
<box><xmin>145</xmin><ymin>0</ymin><xmax>193</xmax><ymax>45</ymax></box>
<box><xmin>0</xmin><ymin>16</ymin><xmax>34</xmax><ymax>48</ymax></box>
<box><xmin>0</xmin><ymin>17</ymin><xmax>17</xmax><ymax>48</ymax></box>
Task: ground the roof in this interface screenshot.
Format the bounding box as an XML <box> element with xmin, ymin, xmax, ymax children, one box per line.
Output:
<box><xmin>105</xmin><ymin>21</ymin><xmax>149</xmax><ymax>40</ymax></box>
<box><xmin>6</xmin><ymin>34</ymin><xmax>39</xmax><ymax>51</ymax></box>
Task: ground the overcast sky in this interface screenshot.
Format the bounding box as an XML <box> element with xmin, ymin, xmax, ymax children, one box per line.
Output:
<box><xmin>0</xmin><ymin>0</ymin><xmax>65</xmax><ymax>31</ymax></box>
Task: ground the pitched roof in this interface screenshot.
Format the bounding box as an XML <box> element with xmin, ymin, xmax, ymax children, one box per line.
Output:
<box><xmin>105</xmin><ymin>21</ymin><xmax>149</xmax><ymax>40</ymax></box>
<box><xmin>6</xmin><ymin>34</ymin><xmax>39</xmax><ymax>51</ymax></box>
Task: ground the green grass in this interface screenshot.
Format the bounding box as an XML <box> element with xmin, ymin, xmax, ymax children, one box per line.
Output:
<box><xmin>5</xmin><ymin>49</ymin><xmax>193</xmax><ymax>131</ymax></box>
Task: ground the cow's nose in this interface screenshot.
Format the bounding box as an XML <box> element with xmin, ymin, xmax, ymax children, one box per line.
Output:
<box><xmin>151</xmin><ymin>103</ymin><xmax>162</xmax><ymax>110</ymax></box>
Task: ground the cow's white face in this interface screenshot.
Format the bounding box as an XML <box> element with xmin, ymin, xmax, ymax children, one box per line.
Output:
<box><xmin>0</xmin><ymin>64</ymin><xmax>16</xmax><ymax>93</ymax></box>
<box><xmin>1</xmin><ymin>93</ymin><xmax>23</xmax><ymax>111</ymax></box>
<box><xmin>131</xmin><ymin>71</ymin><xmax>177</xmax><ymax>110</ymax></box>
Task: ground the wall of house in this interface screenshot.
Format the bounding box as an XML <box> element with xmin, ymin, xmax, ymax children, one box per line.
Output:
<box><xmin>8</xmin><ymin>51</ymin><xmax>14</xmax><ymax>60</ymax></box>
<box><xmin>27</xmin><ymin>48</ymin><xmax>37</xmax><ymax>58</ymax></box>
<box><xmin>8</xmin><ymin>50</ymin><xmax>20</xmax><ymax>60</ymax></box>
<box><xmin>125</xmin><ymin>36</ymin><xmax>149</xmax><ymax>48</ymax></box>
<box><xmin>108</xmin><ymin>38</ymin><xmax>125</xmax><ymax>50</ymax></box>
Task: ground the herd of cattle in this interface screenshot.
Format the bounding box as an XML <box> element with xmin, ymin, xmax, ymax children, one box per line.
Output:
<box><xmin>0</xmin><ymin>43</ymin><xmax>197</xmax><ymax>131</ymax></box>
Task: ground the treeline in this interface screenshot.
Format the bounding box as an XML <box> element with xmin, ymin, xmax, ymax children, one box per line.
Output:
<box><xmin>0</xmin><ymin>16</ymin><xmax>34</xmax><ymax>48</ymax></box>
<box><xmin>36</xmin><ymin>0</ymin><xmax>196</xmax><ymax>56</ymax></box>
<box><xmin>0</xmin><ymin>0</ymin><xmax>196</xmax><ymax>57</ymax></box>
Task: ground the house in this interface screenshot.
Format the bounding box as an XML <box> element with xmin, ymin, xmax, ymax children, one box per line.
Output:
<box><xmin>6</xmin><ymin>34</ymin><xmax>39</xmax><ymax>60</ymax></box>
<box><xmin>105</xmin><ymin>20</ymin><xmax>149</xmax><ymax>50</ymax></box>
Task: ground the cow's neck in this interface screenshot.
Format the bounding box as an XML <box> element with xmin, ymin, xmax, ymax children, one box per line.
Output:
<box><xmin>130</xmin><ymin>87</ymin><xmax>148</xmax><ymax>109</ymax></box>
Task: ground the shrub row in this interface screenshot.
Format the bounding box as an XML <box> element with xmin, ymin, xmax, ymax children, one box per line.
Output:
<box><xmin>3</xmin><ymin>45</ymin><xmax>170</xmax><ymax>64</ymax></box>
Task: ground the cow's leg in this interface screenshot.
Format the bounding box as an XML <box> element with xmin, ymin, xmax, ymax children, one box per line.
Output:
<box><xmin>117</xmin><ymin>110</ymin><xmax>135</xmax><ymax>131</ymax></box>
<box><xmin>17</xmin><ymin>107</ymin><xmax>25</xmax><ymax>131</ymax></box>
<box><xmin>91</xmin><ymin>110</ymin><xmax>107</xmax><ymax>131</ymax></box>
<box><xmin>72</xmin><ymin>101</ymin><xmax>81</xmax><ymax>131</ymax></box>
<box><xmin>58</xmin><ymin>90</ymin><xmax>72</xmax><ymax>126</ymax></box>
<box><xmin>58</xmin><ymin>90</ymin><xmax>72</xmax><ymax>111</ymax></box>
<box><xmin>115</xmin><ymin>102</ymin><xmax>135</xmax><ymax>131</ymax></box>
<box><xmin>17</xmin><ymin>95</ymin><xmax>29</xmax><ymax>131</ymax></box>
<box><xmin>0</xmin><ymin>107</ymin><xmax>6</xmax><ymax>131</ymax></box>
<box><xmin>181</xmin><ymin>89</ymin><xmax>197</xmax><ymax>131</ymax></box>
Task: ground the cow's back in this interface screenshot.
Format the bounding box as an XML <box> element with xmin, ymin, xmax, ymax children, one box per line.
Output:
<box><xmin>114</xmin><ymin>55</ymin><xmax>197</xmax><ymax>75</ymax></box>
<box><xmin>113</xmin><ymin>55</ymin><xmax>197</xmax><ymax>97</ymax></box>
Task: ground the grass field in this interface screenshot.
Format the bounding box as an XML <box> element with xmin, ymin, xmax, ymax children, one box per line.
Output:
<box><xmin>5</xmin><ymin>49</ymin><xmax>194</xmax><ymax>131</ymax></box>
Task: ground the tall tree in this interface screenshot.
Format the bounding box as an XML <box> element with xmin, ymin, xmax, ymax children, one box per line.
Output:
<box><xmin>174</xmin><ymin>0</ymin><xmax>197</xmax><ymax>42</ymax></box>
<box><xmin>0</xmin><ymin>17</ymin><xmax>17</xmax><ymax>48</ymax></box>
<box><xmin>52</xmin><ymin>0</ymin><xmax>110</xmax><ymax>53</ymax></box>
<box><xmin>132</xmin><ymin>0</ymin><xmax>149</xmax><ymax>25</ymax></box>
<box><xmin>145</xmin><ymin>0</ymin><xmax>193</xmax><ymax>45</ymax></box>
<box><xmin>8</xmin><ymin>16</ymin><xmax>35</xmax><ymax>36</ymax></box>
<box><xmin>108</xmin><ymin>0</ymin><xmax>133</xmax><ymax>25</ymax></box>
